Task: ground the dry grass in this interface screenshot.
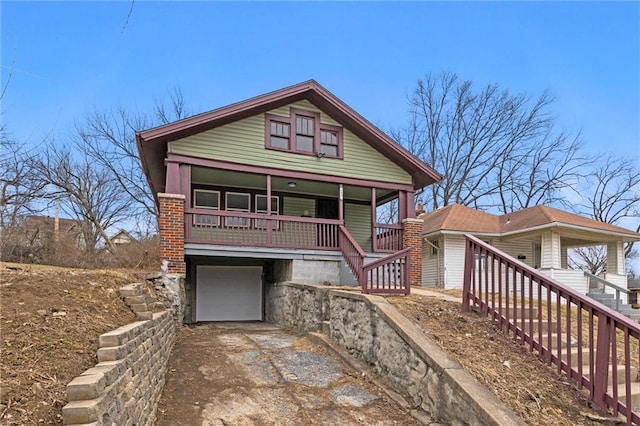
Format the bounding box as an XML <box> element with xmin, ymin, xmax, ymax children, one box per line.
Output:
<box><xmin>389</xmin><ymin>291</ymin><xmax>626</xmax><ymax>425</ymax></box>
<box><xmin>0</xmin><ymin>262</ymin><xmax>143</xmax><ymax>425</ymax></box>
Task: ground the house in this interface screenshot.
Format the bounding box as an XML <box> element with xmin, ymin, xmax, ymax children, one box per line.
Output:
<box><xmin>136</xmin><ymin>80</ymin><xmax>441</xmax><ymax>322</ymax></box>
<box><xmin>109</xmin><ymin>230</ymin><xmax>136</xmax><ymax>246</ymax></box>
<box><xmin>420</xmin><ymin>203</ymin><xmax>640</xmax><ymax>296</ymax></box>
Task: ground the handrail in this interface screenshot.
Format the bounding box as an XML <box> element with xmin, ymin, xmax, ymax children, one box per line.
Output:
<box><xmin>463</xmin><ymin>234</ymin><xmax>640</xmax><ymax>425</ymax></box>
<box><xmin>584</xmin><ymin>271</ymin><xmax>630</xmax><ymax>312</ymax></box>
<box><xmin>585</xmin><ymin>271</ymin><xmax>630</xmax><ymax>295</ymax></box>
<box><xmin>364</xmin><ymin>247</ymin><xmax>411</xmax><ymax>270</ymax></box>
<box><xmin>338</xmin><ymin>225</ymin><xmax>366</xmax><ymax>284</ymax></box>
<box><xmin>338</xmin><ymin>225</ymin><xmax>410</xmax><ymax>295</ymax></box>
<box><xmin>362</xmin><ymin>248</ymin><xmax>411</xmax><ymax>295</ymax></box>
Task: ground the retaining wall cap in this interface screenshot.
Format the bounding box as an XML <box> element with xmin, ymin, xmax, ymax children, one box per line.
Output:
<box><xmin>445</xmin><ymin>368</ymin><xmax>526</xmax><ymax>425</ymax></box>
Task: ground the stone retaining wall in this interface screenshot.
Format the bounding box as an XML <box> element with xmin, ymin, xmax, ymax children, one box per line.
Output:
<box><xmin>62</xmin><ymin>310</ymin><xmax>175</xmax><ymax>425</ymax></box>
<box><xmin>265</xmin><ymin>281</ymin><xmax>524</xmax><ymax>426</ymax></box>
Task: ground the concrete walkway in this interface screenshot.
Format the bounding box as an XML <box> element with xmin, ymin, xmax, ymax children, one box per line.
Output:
<box><xmin>411</xmin><ymin>287</ymin><xmax>462</xmax><ymax>303</ymax></box>
<box><xmin>156</xmin><ymin>322</ymin><xmax>419</xmax><ymax>425</ymax></box>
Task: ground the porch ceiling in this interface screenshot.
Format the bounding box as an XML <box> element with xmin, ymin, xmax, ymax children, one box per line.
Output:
<box><xmin>191</xmin><ymin>167</ymin><xmax>393</xmax><ymax>201</ymax></box>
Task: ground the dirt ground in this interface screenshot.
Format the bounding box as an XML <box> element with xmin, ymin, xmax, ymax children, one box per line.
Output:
<box><xmin>0</xmin><ymin>261</ymin><xmax>627</xmax><ymax>425</ymax></box>
<box><xmin>388</xmin><ymin>293</ymin><xmax>624</xmax><ymax>425</ymax></box>
<box><xmin>0</xmin><ymin>262</ymin><xmax>143</xmax><ymax>425</ymax></box>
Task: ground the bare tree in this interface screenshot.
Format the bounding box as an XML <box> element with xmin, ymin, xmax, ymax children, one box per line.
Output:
<box><xmin>0</xmin><ymin>141</ymin><xmax>50</xmax><ymax>259</ymax></box>
<box><xmin>568</xmin><ymin>245</ymin><xmax>607</xmax><ymax>275</ymax></box>
<box><xmin>73</xmin><ymin>87</ymin><xmax>190</xmax><ymax>234</ymax></box>
<box><xmin>32</xmin><ymin>143</ymin><xmax>131</xmax><ymax>254</ymax></box>
<box><xmin>393</xmin><ymin>71</ymin><xmax>589</xmax><ymax>213</ymax></box>
<box><xmin>569</xmin><ymin>155</ymin><xmax>640</xmax><ymax>271</ymax></box>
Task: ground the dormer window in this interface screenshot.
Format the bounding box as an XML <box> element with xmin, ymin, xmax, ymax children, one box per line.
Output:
<box><xmin>265</xmin><ymin>108</ymin><xmax>343</xmax><ymax>159</ymax></box>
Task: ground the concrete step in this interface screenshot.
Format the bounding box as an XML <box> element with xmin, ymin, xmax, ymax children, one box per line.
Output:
<box><xmin>587</xmin><ymin>292</ymin><xmax>615</xmax><ymax>300</ymax></box>
<box><xmin>614</xmin><ymin>382</ymin><xmax>640</xmax><ymax>408</ymax></box>
<box><xmin>514</xmin><ymin>318</ymin><xmax>558</xmax><ymax>333</ymax></box>
<box><xmin>585</xmin><ymin>365</ymin><xmax>639</xmax><ymax>385</ymax></box>
<box><xmin>489</xmin><ymin>305</ymin><xmax>539</xmax><ymax>320</ymax></box>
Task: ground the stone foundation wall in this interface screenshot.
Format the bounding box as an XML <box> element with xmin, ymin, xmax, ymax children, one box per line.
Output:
<box><xmin>264</xmin><ymin>281</ymin><xmax>329</xmax><ymax>331</ymax></box>
<box><xmin>62</xmin><ymin>310</ymin><xmax>176</xmax><ymax>425</ymax></box>
<box><xmin>265</xmin><ymin>282</ymin><xmax>523</xmax><ymax>426</ymax></box>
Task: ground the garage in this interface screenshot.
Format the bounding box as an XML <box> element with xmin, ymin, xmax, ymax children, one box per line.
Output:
<box><xmin>195</xmin><ymin>265</ymin><xmax>263</xmax><ymax>321</ymax></box>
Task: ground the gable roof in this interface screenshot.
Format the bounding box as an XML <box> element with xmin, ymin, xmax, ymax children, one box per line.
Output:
<box><xmin>136</xmin><ymin>80</ymin><xmax>441</xmax><ymax>196</ymax></box>
<box><xmin>420</xmin><ymin>203</ymin><xmax>640</xmax><ymax>241</ymax></box>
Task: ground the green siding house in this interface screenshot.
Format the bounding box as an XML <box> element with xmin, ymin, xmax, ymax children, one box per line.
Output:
<box><xmin>137</xmin><ymin>80</ymin><xmax>440</xmax><ymax>322</ymax></box>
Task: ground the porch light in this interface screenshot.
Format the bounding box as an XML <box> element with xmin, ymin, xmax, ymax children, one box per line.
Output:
<box><xmin>287</xmin><ymin>182</ymin><xmax>297</xmax><ymax>188</ymax></box>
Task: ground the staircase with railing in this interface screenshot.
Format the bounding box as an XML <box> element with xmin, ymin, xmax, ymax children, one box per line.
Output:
<box><xmin>463</xmin><ymin>234</ymin><xmax>640</xmax><ymax>425</ymax></box>
<box><xmin>586</xmin><ymin>272</ymin><xmax>640</xmax><ymax>322</ymax></box>
<box><xmin>338</xmin><ymin>225</ymin><xmax>410</xmax><ymax>295</ymax></box>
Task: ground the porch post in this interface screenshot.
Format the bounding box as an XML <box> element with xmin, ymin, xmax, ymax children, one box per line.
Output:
<box><xmin>165</xmin><ymin>160</ymin><xmax>181</xmax><ymax>193</ymax></box>
<box><xmin>402</xmin><ymin>217</ymin><xmax>423</xmax><ymax>288</ymax></box>
<box><xmin>371</xmin><ymin>187</ymin><xmax>377</xmax><ymax>252</ymax></box>
<box><xmin>406</xmin><ymin>190</ymin><xmax>416</xmax><ymax>219</ymax></box>
<box><xmin>541</xmin><ymin>231</ymin><xmax>561</xmax><ymax>269</ymax></box>
<box><xmin>179</xmin><ymin>164</ymin><xmax>191</xmax><ymax>207</ymax></box>
<box><xmin>398</xmin><ymin>191</ymin><xmax>407</xmax><ymax>221</ymax></box>
<box><xmin>339</xmin><ymin>184</ymin><xmax>344</xmax><ymax>222</ymax></box>
<box><xmin>266</xmin><ymin>175</ymin><xmax>272</xmax><ymax>245</ymax></box>
<box><xmin>607</xmin><ymin>241</ymin><xmax>625</xmax><ymax>276</ymax></box>
<box><xmin>158</xmin><ymin>193</ymin><xmax>185</xmax><ymax>275</ymax></box>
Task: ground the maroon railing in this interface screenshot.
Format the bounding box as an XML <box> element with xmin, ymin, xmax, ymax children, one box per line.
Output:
<box><xmin>339</xmin><ymin>226</ymin><xmax>410</xmax><ymax>295</ymax></box>
<box><xmin>463</xmin><ymin>234</ymin><xmax>640</xmax><ymax>425</ymax></box>
<box><xmin>363</xmin><ymin>247</ymin><xmax>411</xmax><ymax>295</ymax></box>
<box><xmin>338</xmin><ymin>225</ymin><xmax>366</xmax><ymax>280</ymax></box>
<box><xmin>373</xmin><ymin>224</ymin><xmax>403</xmax><ymax>252</ymax></box>
<box><xmin>185</xmin><ymin>209</ymin><xmax>340</xmax><ymax>250</ymax></box>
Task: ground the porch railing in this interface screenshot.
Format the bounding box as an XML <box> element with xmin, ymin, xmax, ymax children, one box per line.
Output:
<box><xmin>373</xmin><ymin>224</ymin><xmax>403</xmax><ymax>252</ymax></box>
<box><xmin>185</xmin><ymin>208</ymin><xmax>340</xmax><ymax>250</ymax></box>
<box><xmin>363</xmin><ymin>247</ymin><xmax>411</xmax><ymax>295</ymax></box>
<box><xmin>338</xmin><ymin>225</ymin><xmax>366</xmax><ymax>280</ymax></box>
<box><xmin>463</xmin><ymin>234</ymin><xmax>640</xmax><ymax>425</ymax></box>
<box><xmin>339</xmin><ymin>226</ymin><xmax>410</xmax><ymax>295</ymax></box>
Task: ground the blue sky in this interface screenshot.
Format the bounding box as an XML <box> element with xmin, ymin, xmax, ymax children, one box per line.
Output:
<box><xmin>2</xmin><ymin>2</ymin><xmax>639</xmax><ymax>269</ymax></box>
<box><xmin>2</xmin><ymin>1</ymin><xmax>638</xmax><ymax>156</ymax></box>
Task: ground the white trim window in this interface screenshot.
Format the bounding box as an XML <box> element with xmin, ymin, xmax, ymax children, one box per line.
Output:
<box><xmin>225</xmin><ymin>192</ymin><xmax>251</xmax><ymax>227</ymax></box>
<box><xmin>193</xmin><ymin>189</ymin><xmax>220</xmax><ymax>226</ymax></box>
<box><xmin>255</xmin><ymin>195</ymin><xmax>279</xmax><ymax>229</ymax></box>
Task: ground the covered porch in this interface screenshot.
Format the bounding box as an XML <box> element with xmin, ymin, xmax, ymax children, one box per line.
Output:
<box><xmin>166</xmin><ymin>157</ymin><xmax>417</xmax><ymax>254</ymax></box>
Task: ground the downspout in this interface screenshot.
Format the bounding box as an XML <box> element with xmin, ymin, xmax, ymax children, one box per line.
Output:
<box><xmin>423</xmin><ymin>238</ymin><xmax>441</xmax><ymax>288</ymax></box>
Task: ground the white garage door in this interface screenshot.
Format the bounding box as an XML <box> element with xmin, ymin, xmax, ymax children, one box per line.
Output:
<box><xmin>195</xmin><ymin>265</ymin><xmax>262</xmax><ymax>321</ymax></box>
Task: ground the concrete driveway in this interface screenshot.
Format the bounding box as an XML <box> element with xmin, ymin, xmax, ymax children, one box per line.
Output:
<box><xmin>156</xmin><ymin>322</ymin><xmax>419</xmax><ymax>425</ymax></box>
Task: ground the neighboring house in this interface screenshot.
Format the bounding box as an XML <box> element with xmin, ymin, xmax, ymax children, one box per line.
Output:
<box><xmin>136</xmin><ymin>80</ymin><xmax>440</xmax><ymax>322</ymax></box>
<box><xmin>420</xmin><ymin>204</ymin><xmax>640</xmax><ymax>296</ymax></box>
<box><xmin>109</xmin><ymin>230</ymin><xmax>136</xmax><ymax>246</ymax></box>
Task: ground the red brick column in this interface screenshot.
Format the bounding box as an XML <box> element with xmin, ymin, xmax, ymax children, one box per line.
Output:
<box><xmin>158</xmin><ymin>193</ymin><xmax>186</xmax><ymax>275</ymax></box>
<box><xmin>402</xmin><ymin>218</ymin><xmax>423</xmax><ymax>288</ymax></box>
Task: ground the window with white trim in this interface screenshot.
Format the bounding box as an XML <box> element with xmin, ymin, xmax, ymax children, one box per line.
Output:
<box><xmin>255</xmin><ymin>195</ymin><xmax>279</xmax><ymax>229</ymax></box>
<box><xmin>225</xmin><ymin>192</ymin><xmax>250</xmax><ymax>227</ymax></box>
<box><xmin>193</xmin><ymin>190</ymin><xmax>220</xmax><ymax>226</ymax></box>
<box><xmin>265</xmin><ymin>108</ymin><xmax>343</xmax><ymax>158</ymax></box>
